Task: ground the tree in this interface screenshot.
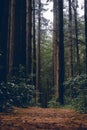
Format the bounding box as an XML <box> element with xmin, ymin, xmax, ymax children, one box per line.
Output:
<box><xmin>68</xmin><ymin>0</ymin><xmax>73</xmax><ymax>78</ymax></box>
<box><xmin>0</xmin><ymin>1</ymin><xmax>10</xmax><ymax>82</ymax></box>
<box><xmin>52</xmin><ymin>0</ymin><xmax>64</xmax><ymax>104</ymax></box>
<box><xmin>84</xmin><ymin>0</ymin><xmax>87</xmax><ymax>73</ymax></box>
<box><xmin>13</xmin><ymin>0</ymin><xmax>26</xmax><ymax>69</ymax></box>
<box><xmin>7</xmin><ymin>0</ymin><xmax>15</xmax><ymax>77</ymax></box>
<box><xmin>36</xmin><ymin>0</ymin><xmax>41</xmax><ymax>104</ymax></box>
<box><xmin>53</xmin><ymin>0</ymin><xmax>59</xmax><ymax>98</ymax></box>
<box><xmin>72</xmin><ymin>0</ymin><xmax>80</xmax><ymax>75</ymax></box>
<box><xmin>58</xmin><ymin>0</ymin><xmax>64</xmax><ymax>104</ymax></box>
<box><xmin>26</xmin><ymin>0</ymin><xmax>32</xmax><ymax>78</ymax></box>
<box><xmin>32</xmin><ymin>0</ymin><xmax>36</xmax><ymax>87</ymax></box>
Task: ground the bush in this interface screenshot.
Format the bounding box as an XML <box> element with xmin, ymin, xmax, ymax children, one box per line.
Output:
<box><xmin>0</xmin><ymin>65</ymin><xmax>35</xmax><ymax>112</ymax></box>
<box><xmin>8</xmin><ymin>81</ymin><xmax>35</xmax><ymax>107</ymax></box>
<box><xmin>71</xmin><ymin>92</ymin><xmax>87</xmax><ymax>113</ymax></box>
<box><xmin>0</xmin><ymin>82</ymin><xmax>13</xmax><ymax>112</ymax></box>
<box><xmin>64</xmin><ymin>74</ymin><xmax>87</xmax><ymax>113</ymax></box>
<box><xmin>0</xmin><ymin>80</ymin><xmax>35</xmax><ymax>112</ymax></box>
<box><xmin>47</xmin><ymin>97</ymin><xmax>61</xmax><ymax>108</ymax></box>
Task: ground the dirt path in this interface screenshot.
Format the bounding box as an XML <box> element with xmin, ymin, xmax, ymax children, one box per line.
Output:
<box><xmin>0</xmin><ymin>107</ymin><xmax>87</xmax><ymax>130</ymax></box>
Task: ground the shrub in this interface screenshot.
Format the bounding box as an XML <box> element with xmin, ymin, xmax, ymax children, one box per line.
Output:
<box><xmin>0</xmin><ymin>82</ymin><xmax>13</xmax><ymax>112</ymax></box>
<box><xmin>72</xmin><ymin>94</ymin><xmax>87</xmax><ymax>113</ymax></box>
<box><xmin>64</xmin><ymin>74</ymin><xmax>87</xmax><ymax>113</ymax></box>
<box><xmin>8</xmin><ymin>81</ymin><xmax>35</xmax><ymax>107</ymax></box>
<box><xmin>0</xmin><ymin>80</ymin><xmax>35</xmax><ymax>112</ymax></box>
<box><xmin>47</xmin><ymin>97</ymin><xmax>60</xmax><ymax>108</ymax></box>
<box><xmin>0</xmin><ymin>65</ymin><xmax>35</xmax><ymax>112</ymax></box>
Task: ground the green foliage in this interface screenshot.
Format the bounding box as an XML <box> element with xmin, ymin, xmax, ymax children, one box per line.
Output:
<box><xmin>12</xmin><ymin>64</ymin><xmax>26</xmax><ymax>80</ymax></box>
<box><xmin>40</xmin><ymin>37</ymin><xmax>54</xmax><ymax>107</ymax></box>
<box><xmin>0</xmin><ymin>82</ymin><xmax>13</xmax><ymax>112</ymax></box>
<box><xmin>0</xmin><ymin>65</ymin><xmax>35</xmax><ymax>112</ymax></box>
<box><xmin>64</xmin><ymin>74</ymin><xmax>87</xmax><ymax>113</ymax></box>
<box><xmin>72</xmin><ymin>94</ymin><xmax>87</xmax><ymax>113</ymax></box>
<box><xmin>0</xmin><ymin>81</ymin><xmax>34</xmax><ymax>112</ymax></box>
<box><xmin>47</xmin><ymin>97</ymin><xmax>60</xmax><ymax>108</ymax></box>
<box><xmin>8</xmin><ymin>81</ymin><xmax>34</xmax><ymax>107</ymax></box>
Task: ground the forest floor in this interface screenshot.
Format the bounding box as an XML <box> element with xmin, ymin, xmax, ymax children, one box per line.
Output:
<box><xmin>0</xmin><ymin>107</ymin><xmax>87</xmax><ymax>130</ymax></box>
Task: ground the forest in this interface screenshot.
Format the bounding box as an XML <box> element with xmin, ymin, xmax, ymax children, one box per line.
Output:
<box><xmin>0</xmin><ymin>0</ymin><xmax>87</xmax><ymax>124</ymax></box>
<box><xmin>1</xmin><ymin>0</ymin><xmax>87</xmax><ymax>129</ymax></box>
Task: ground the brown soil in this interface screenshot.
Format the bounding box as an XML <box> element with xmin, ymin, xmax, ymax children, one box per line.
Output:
<box><xmin>0</xmin><ymin>107</ymin><xmax>87</xmax><ymax>130</ymax></box>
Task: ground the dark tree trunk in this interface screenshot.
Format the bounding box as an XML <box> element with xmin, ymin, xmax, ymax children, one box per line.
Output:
<box><xmin>58</xmin><ymin>0</ymin><xmax>64</xmax><ymax>105</ymax></box>
<box><xmin>0</xmin><ymin>1</ymin><xmax>10</xmax><ymax>82</ymax></box>
<box><xmin>8</xmin><ymin>0</ymin><xmax>15</xmax><ymax>77</ymax></box>
<box><xmin>36</xmin><ymin>0</ymin><xmax>41</xmax><ymax>104</ymax></box>
<box><xmin>26</xmin><ymin>0</ymin><xmax>32</xmax><ymax>78</ymax></box>
<box><xmin>53</xmin><ymin>0</ymin><xmax>59</xmax><ymax>98</ymax></box>
<box><xmin>32</xmin><ymin>0</ymin><xmax>36</xmax><ymax>86</ymax></box>
<box><xmin>19</xmin><ymin>0</ymin><xmax>26</xmax><ymax>67</ymax></box>
<box><xmin>85</xmin><ymin>0</ymin><xmax>87</xmax><ymax>73</ymax></box>
<box><xmin>13</xmin><ymin>0</ymin><xmax>26</xmax><ymax>73</ymax></box>
<box><xmin>72</xmin><ymin>0</ymin><xmax>80</xmax><ymax>75</ymax></box>
<box><xmin>68</xmin><ymin>0</ymin><xmax>73</xmax><ymax>78</ymax></box>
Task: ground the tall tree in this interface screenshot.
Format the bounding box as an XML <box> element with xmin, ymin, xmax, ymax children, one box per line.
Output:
<box><xmin>0</xmin><ymin>1</ymin><xmax>10</xmax><ymax>82</ymax></box>
<box><xmin>72</xmin><ymin>0</ymin><xmax>80</xmax><ymax>75</ymax></box>
<box><xmin>32</xmin><ymin>0</ymin><xmax>37</xmax><ymax>103</ymax></box>
<box><xmin>58</xmin><ymin>0</ymin><xmax>64</xmax><ymax>104</ymax></box>
<box><xmin>53</xmin><ymin>0</ymin><xmax>59</xmax><ymax>98</ymax></box>
<box><xmin>8</xmin><ymin>0</ymin><xmax>15</xmax><ymax>77</ymax></box>
<box><xmin>32</xmin><ymin>0</ymin><xmax>36</xmax><ymax>87</ymax></box>
<box><xmin>26</xmin><ymin>0</ymin><xmax>32</xmax><ymax>78</ymax></box>
<box><xmin>13</xmin><ymin>0</ymin><xmax>26</xmax><ymax>70</ymax></box>
<box><xmin>84</xmin><ymin>0</ymin><xmax>87</xmax><ymax>73</ymax></box>
<box><xmin>68</xmin><ymin>0</ymin><xmax>73</xmax><ymax>77</ymax></box>
<box><xmin>36</xmin><ymin>0</ymin><xmax>41</xmax><ymax>104</ymax></box>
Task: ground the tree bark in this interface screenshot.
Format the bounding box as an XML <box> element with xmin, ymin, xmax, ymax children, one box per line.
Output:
<box><xmin>53</xmin><ymin>0</ymin><xmax>59</xmax><ymax>98</ymax></box>
<box><xmin>8</xmin><ymin>0</ymin><xmax>15</xmax><ymax>77</ymax></box>
<box><xmin>26</xmin><ymin>0</ymin><xmax>32</xmax><ymax>78</ymax></box>
<box><xmin>0</xmin><ymin>1</ymin><xmax>10</xmax><ymax>82</ymax></box>
<box><xmin>72</xmin><ymin>0</ymin><xmax>80</xmax><ymax>75</ymax></box>
<box><xmin>36</xmin><ymin>0</ymin><xmax>41</xmax><ymax>104</ymax></box>
<box><xmin>68</xmin><ymin>0</ymin><xmax>73</xmax><ymax>78</ymax></box>
<box><xmin>84</xmin><ymin>0</ymin><xmax>87</xmax><ymax>73</ymax></box>
<box><xmin>32</xmin><ymin>0</ymin><xmax>36</xmax><ymax>87</ymax></box>
<box><xmin>13</xmin><ymin>0</ymin><xmax>26</xmax><ymax>70</ymax></box>
<box><xmin>58</xmin><ymin>0</ymin><xmax>64</xmax><ymax>105</ymax></box>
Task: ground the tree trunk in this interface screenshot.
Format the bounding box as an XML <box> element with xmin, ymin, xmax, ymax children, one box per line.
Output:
<box><xmin>68</xmin><ymin>0</ymin><xmax>73</xmax><ymax>78</ymax></box>
<box><xmin>26</xmin><ymin>0</ymin><xmax>32</xmax><ymax>78</ymax></box>
<box><xmin>19</xmin><ymin>0</ymin><xmax>26</xmax><ymax>67</ymax></box>
<box><xmin>8</xmin><ymin>0</ymin><xmax>15</xmax><ymax>77</ymax></box>
<box><xmin>32</xmin><ymin>0</ymin><xmax>36</xmax><ymax>102</ymax></box>
<box><xmin>58</xmin><ymin>0</ymin><xmax>64</xmax><ymax>105</ymax></box>
<box><xmin>85</xmin><ymin>0</ymin><xmax>87</xmax><ymax>73</ymax></box>
<box><xmin>13</xmin><ymin>0</ymin><xmax>26</xmax><ymax>71</ymax></box>
<box><xmin>32</xmin><ymin>0</ymin><xmax>36</xmax><ymax>87</ymax></box>
<box><xmin>0</xmin><ymin>1</ymin><xmax>10</xmax><ymax>82</ymax></box>
<box><xmin>53</xmin><ymin>0</ymin><xmax>59</xmax><ymax>98</ymax></box>
<box><xmin>72</xmin><ymin>0</ymin><xmax>80</xmax><ymax>75</ymax></box>
<box><xmin>36</xmin><ymin>0</ymin><xmax>41</xmax><ymax>104</ymax></box>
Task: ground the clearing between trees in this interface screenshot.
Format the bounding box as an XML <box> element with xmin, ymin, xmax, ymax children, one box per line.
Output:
<box><xmin>0</xmin><ymin>107</ymin><xmax>87</xmax><ymax>130</ymax></box>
